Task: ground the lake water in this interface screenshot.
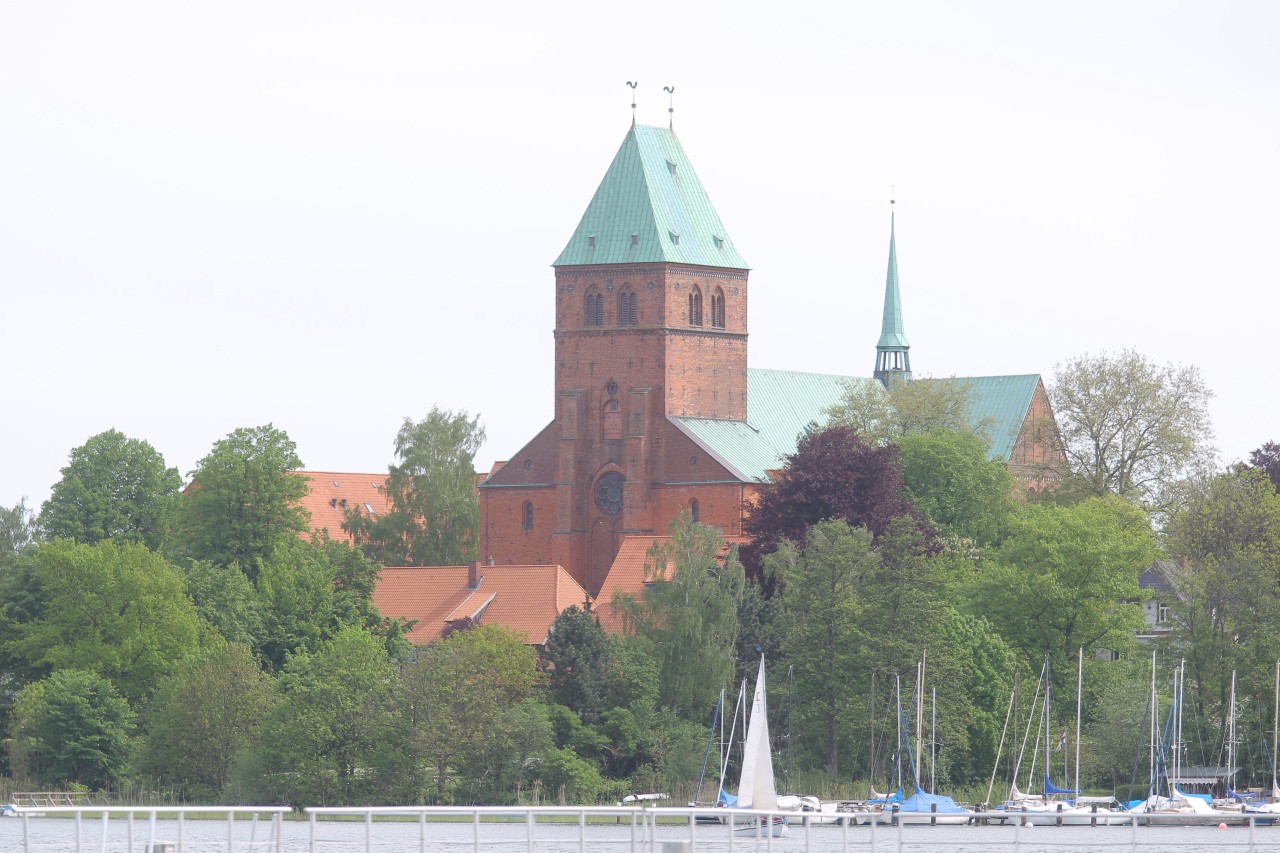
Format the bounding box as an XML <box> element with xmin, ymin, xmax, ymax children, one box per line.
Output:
<box><xmin>8</xmin><ymin>814</ymin><xmax>1280</xmax><ymax>853</ymax></box>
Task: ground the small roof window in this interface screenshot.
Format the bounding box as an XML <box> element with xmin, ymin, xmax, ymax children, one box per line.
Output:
<box><xmin>669</xmin><ymin>231</ymin><xmax>680</xmax><ymax>246</ymax></box>
<box><xmin>364</xmin><ymin>502</ymin><xmax>376</xmax><ymax>515</ymax></box>
<box><xmin>588</xmin><ymin>235</ymin><xmax>596</xmax><ymax>248</ymax></box>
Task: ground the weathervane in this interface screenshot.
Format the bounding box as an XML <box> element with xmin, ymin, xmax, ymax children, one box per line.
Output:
<box><xmin>626</xmin><ymin>81</ymin><xmax>638</xmax><ymax>126</ymax></box>
<box><xmin>664</xmin><ymin>86</ymin><xmax>675</xmax><ymax>130</ymax></box>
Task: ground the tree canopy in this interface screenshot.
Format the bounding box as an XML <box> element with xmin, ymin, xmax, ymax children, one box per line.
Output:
<box><xmin>1050</xmin><ymin>349</ymin><xmax>1215</xmax><ymax>510</ymax></box>
<box><xmin>344</xmin><ymin>407</ymin><xmax>485</xmax><ymax>566</ymax></box>
<box><xmin>6</xmin><ymin>539</ymin><xmax>204</xmax><ymax>704</ymax></box>
<box><xmin>897</xmin><ymin>428</ymin><xmax>1015</xmax><ymax>546</ymax></box>
<box><xmin>826</xmin><ymin>377</ymin><xmax>978</xmax><ymax>446</ymax></box>
<box><xmin>1247</xmin><ymin>440</ymin><xmax>1280</xmax><ymax>492</ymax></box>
<box><xmin>41</xmin><ymin>428</ymin><xmax>181</xmax><ymax>551</ymax></box>
<box><xmin>741</xmin><ymin>425</ymin><xmax>924</xmax><ymax>576</ymax></box>
<box><xmin>612</xmin><ymin>512</ymin><xmax>745</xmax><ymax>716</ymax></box>
<box><xmin>181</xmin><ymin>424</ymin><xmax>311</xmax><ymax>577</ymax></box>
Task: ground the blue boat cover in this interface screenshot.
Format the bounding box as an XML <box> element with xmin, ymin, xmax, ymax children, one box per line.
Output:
<box><xmin>866</xmin><ymin>788</ymin><xmax>904</xmax><ymax>805</ymax></box>
<box><xmin>1044</xmin><ymin>774</ymin><xmax>1078</xmax><ymax>795</ymax></box>
<box><xmin>718</xmin><ymin>790</ymin><xmax>737</xmax><ymax>807</ymax></box>
<box><xmin>1175</xmin><ymin>786</ymin><xmax>1213</xmax><ymax>804</ymax></box>
<box><xmin>899</xmin><ymin>791</ymin><xmax>967</xmax><ymax>814</ymax></box>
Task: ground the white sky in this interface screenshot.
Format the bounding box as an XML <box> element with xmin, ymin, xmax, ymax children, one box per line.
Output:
<box><xmin>2</xmin><ymin>1</ymin><xmax>1277</xmax><ymax>512</ymax></box>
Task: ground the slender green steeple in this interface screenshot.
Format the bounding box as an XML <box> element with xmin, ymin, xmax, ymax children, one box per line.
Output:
<box><xmin>553</xmin><ymin>124</ymin><xmax>748</xmax><ymax>269</ymax></box>
<box><xmin>873</xmin><ymin>203</ymin><xmax>912</xmax><ymax>387</ymax></box>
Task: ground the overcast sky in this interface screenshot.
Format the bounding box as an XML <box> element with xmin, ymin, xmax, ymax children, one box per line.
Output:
<box><xmin>2</xmin><ymin>1</ymin><xmax>1277</xmax><ymax>512</ymax></box>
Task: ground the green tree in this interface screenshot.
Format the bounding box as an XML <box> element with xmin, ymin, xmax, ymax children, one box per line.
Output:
<box><xmin>612</xmin><ymin>512</ymin><xmax>745</xmax><ymax>716</ymax></box>
<box><xmin>1163</xmin><ymin>468</ymin><xmax>1280</xmax><ymax>752</ymax></box>
<box><xmin>769</xmin><ymin>520</ymin><xmax>876</xmax><ymax>774</ymax></box>
<box><xmin>1050</xmin><ymin>349</ymin><xmax>1215</xmax><ymax>510</ymax></box>
<box><xmin>141</xmin><ymin>640</ymin><xmax>276</xmax><ymax>800</ymax></box>
<box><xmin>826</xmin><ymin>377</ymin><xmax>978</xmax><ymax>446</ymax></box>
<box><xmin>41</xmin><ymin>429</ymin><xmax>181</xmax><ymax>551</ymax></box>
<box><xmin>344</xmin><ymin>407</ymin><xmax>485</xmax><ymax>566</ymax></box>
<box><xmin>0</xmin><ymin>497</ymin><xmax>39</xmax><ymax>563</ymax></box>
<box><xmin>8</xmin><ymin>669</ymin><xmax>134</xmax><ymax>789</ymax></box>
<box><xmin>183</xmin><ymin>559</ymin><xmax>264</xmax><ymax>647</ymax></box>
<box><xmin>969</xmin><ymin>496</ymin><xmax>1157</xmax><ymax>676</ymax></box>
<box><xmin>540</xmin><ymin>605</ymin><xmax>612</xmax><ymax>723</ymax></box>
<box><xmin>6</xmin><ymin>540</ymin><xmax>203</xmax><ymax>705</ymax></box>
<box><xmin>257</xmin><ymin>625</ymin><xmax>397</xmax><ymax>806</ymax></box>
<box><xmin>898</xmin><ymin>428</ymin><xmax>1016</xmax><ymax>546</ymax></box>
<box><xmin>182</xmin><ymin>424</ymin><xmax>310</xmax><ymax>578</ymax></box>
<box><xmin>398</xmin><ymin>624</ymin><xmax>539</xmax><ymax>801</ymax></box>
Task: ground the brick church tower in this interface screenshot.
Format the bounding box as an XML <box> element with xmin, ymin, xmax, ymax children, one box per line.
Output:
<box><xmin>479</xmin><ymin>124</ymin><xmax>754</xmax><ymax>596</ymax></box>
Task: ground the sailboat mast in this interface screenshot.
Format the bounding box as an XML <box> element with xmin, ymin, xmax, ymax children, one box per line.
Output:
<box><xmin>1075</xmin><ymin>646</ymin><xmax>1083</xmax><ymax>796</ymax></box>
<box><xmin>1228</xmin><ymin>669</ymin><xmax>1237</xmax><ymax>787</ymax></box>
<box><xmin>1274</xmin><ymin>660</ymin><xmax>1279</xmax><ymax>795</ymax></box>
<box><xmin>1149</xmin><ymin>649</ymin><xmax>1157</xmax><ymax>798</ymax></box>
<box><xmin>931</xmin><ymin>686</ymin><xmax>937</xmax><ymax>793</ymax></box>
<box><xmin>916</xmin><ymin>653</ymin><xmax>925</xmax><ymax>789</ymax></box>
<box><xmin>896</xmin><ymin>674</ymin><xmax>903</xmax><ymax>794</ymax></box>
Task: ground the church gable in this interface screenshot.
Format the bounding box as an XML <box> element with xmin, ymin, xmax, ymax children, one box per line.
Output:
<box><xmin>479</xmin><ymin>422</ymin><xmax>557</xmax><ymax>487</ymax></box>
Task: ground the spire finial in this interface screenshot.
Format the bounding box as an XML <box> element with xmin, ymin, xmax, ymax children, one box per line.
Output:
<box><xmin>664</xmin><ymin>86</ymin><xmax>675</xmax><ymax>130</ymax></box>
<box><xmin>626</xmin><ymin>81</ymin><xmax>638</xmax><ymax>127</ymax></box>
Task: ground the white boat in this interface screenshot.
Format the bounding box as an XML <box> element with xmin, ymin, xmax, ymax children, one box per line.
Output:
<box><xmin>730</xmin><ymin>656</ymin><xmax>787</xmax><ymax>838</ymax></box>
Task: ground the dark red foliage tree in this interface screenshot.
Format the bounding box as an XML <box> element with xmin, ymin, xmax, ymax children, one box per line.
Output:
<box><xmin>1249</xmin><ymin>441</ymin><xmax>1280</xmax><ymax>492</ymax></box>
<box><xmin>740</xmin><ymin>426</ymin><xmax>927</xmax><ymax>581</ymax></box>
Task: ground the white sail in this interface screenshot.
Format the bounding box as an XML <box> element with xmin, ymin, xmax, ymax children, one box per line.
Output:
<box><xmin>738</xmin><ymin>656</ymin><xmax>778</xmax><ymax>812</ymax></box>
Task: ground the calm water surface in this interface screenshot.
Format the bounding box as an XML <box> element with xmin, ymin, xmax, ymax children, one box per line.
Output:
<box><xmin>8</xmin><ymin>815</ymin><xmax>1280</xmax><ymax>853</ymax></box>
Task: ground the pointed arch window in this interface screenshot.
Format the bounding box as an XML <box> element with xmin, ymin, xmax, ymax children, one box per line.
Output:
<box><xmin>618</xmin><ymin>286</ymin><xmax>637</xmax><ymax>326</ymax></box>
<box><xmin>711</xmin><ymin>287</ymin><xmax>725</xmax><ymax>328</ymax></box>
<box><xmin>688</xmin><ymin>285</ymin><xmax>703</xmax><ymax>326</ymax></box>
<box><xmin>522</xmin><ymin>501</ymin><xmax>534</xmax><ymax>530</ymax></box>
<box><xmin>690</xmin><ymin>499</ymin><xmax>700</xmax><ymax>523</ymax></box>
<box><xmin>585</xmin><ymin>287</ymin><xmax>604</xmax><ymax>326</ymax></box>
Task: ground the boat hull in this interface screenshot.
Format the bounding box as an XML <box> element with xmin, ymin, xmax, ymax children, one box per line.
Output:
<box><xmin>731</xmin><ymin>817</ymin><xmax>788</xmax><ymax>837</ymax></box>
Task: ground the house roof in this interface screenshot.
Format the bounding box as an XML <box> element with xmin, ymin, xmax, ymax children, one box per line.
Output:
<box><xmin>553</xmin><ymin>124</ymin><xmax>748</xmax><ymax>269</ymax></box>
<box><xmin>671</xmin><ymin>369</ymin><xmax>1042</xmax><ymax>483</ymax></box>
<box><xmin>595</xmin><ymin>533</ymin><xmax>750</xmax><ymax>634</ymax></box>
<box><xmin>292</xmin><ymin>471</ymin><xmax>392</xmax><ymax>544</ymax></box>
<box><xmin>373</xmin><ymin>563</ymin><xmax>589</xmax><ymax>645</ymax></box>
<box><xmin>1139</xmin><ymin>560</ymin><xmax>1176</xmax><ymax>594</ymax></box>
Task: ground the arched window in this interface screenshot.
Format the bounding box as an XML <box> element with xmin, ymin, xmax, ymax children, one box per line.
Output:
<box><xmin>690</xmin><ymin>499</ymin><xmax>700</xmax><ymax>523</ymax></box>
<box><xmin>585</xmin><ymin>287</ymin><xmax>604</xmax><ymax>326</ymax></box>
<box><xmin>711</xmin><ymin>287</ymin><xmax>725</xmax><ymax>328</ymax></box>
<box><xmin>602</xmin><ymin>399</ymin><xmax>622</xmax><ymax>440</ymax></box>
<box><xmin>688</xmin><ymin>286</ymin><xmax>703</xmax><ymax>326</ymax></box>
<box><xmin>618</xmin><ymin>287</ymin><xmax>637</xmax><ymax>326</ymax></box>
<box><xmin>522</xmin><ymin>501</ymin><xmax>534</xmax><ymax>530</ymax></box>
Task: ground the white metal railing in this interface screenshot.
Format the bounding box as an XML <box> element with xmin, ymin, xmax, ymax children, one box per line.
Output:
<box><xmin>11</xmin><ymin>805</ymin><xmax>291</xmax><ymax>853</ymax></box>
<box><xmin>15</xmin><ymin>803</ymin><xmax>1280</xmax><ymax>853</ymax></box>
<box><xmin>303</xmin><ymin>804</ymin><xmax>1280</xmax><ymax>853</ymax></box>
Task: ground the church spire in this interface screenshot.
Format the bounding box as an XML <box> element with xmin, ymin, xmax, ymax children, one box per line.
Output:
<box><xmin>873</xmin><ymin>200</ymin><xmax>912</xmax><ymax>387</ymax></box>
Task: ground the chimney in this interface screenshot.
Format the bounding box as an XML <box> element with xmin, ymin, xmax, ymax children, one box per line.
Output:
<box><xmin>468</xmin><ymin>560</ymin><xmax>481</xmax><ymax>590</ymax></box>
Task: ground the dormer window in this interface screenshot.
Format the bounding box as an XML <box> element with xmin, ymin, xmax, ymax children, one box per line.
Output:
<box><xmin>588</xmin><ymin>235</ymin><xmax>596</xmax><ymax>248</ymax></box>
<box><xmin>630</xmin><ymin>233</ymin><xmax>638</xmax><ymax>247</ymax></box>
<box><xmin>669</xmin><ymin>231</ymin><xmax>680</xmax><ymax>246</ymax></box>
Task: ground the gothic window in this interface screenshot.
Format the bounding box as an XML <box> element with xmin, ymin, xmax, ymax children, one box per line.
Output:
<box><xmin>688</xmin><ymin>285</ymin><xmax>703</xmax><ymax>326</ymax></box>
<box><xmin>711</xmin><ymin>287</ymin><xmax>725</xmax><ymax>328</ymax></box>
<box><xmin>522</xmin><ymin>501</ymin><xmax>534</xmax><ymax>530</ymax></box>
<box><xmin>595</xmin><ymin>472</ymin><xmax>624</xmax><ymax>515</ymax></box>
<box><xmin>585</xmin><ymin>288</ymin><xmax>604</xmax><ymax>326</ymax></box>
<box><xmin>690</xmin><ymin>499</ymin><xmax>700</xmax><ymax>523</ymax></box>
<box><xmin>602</xmin><ymin>399</ymin><xmax>622</xmax><ymax>440</ymax></box>
<box><xmin>618</xmin><ymin>287</ymin><xmax>637</xmax><ymax>326</ymax></box>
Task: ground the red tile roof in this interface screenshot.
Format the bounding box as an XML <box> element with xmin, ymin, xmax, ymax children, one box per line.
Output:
<box><xmin>292</xmin><ymin>471</ymin><xmax>392</xmax><ymax>544</ymax></box>
<box><xmin>596</xmin><ymin>534</ymin><xmax>750</xmax><ymax>634</ymax></box>
<box><xmin>374</xmin><ymin>563</ymin><xmax>590</xmax><ymax>645</ymax></box>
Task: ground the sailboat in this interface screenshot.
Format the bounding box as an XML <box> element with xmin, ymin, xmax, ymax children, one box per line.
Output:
<box><xmin>731</xmin><ymin>656</ymin><xmax>788</xmax><ymax>837</ymax></box>
<box><xmin>894</xmin><ymin>655</ymin><xmax>973</xmax><ymax>825</ymax></box>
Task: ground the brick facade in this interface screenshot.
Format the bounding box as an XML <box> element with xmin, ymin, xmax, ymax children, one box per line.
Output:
<box><xmin>481</xmin><ymin>262</ymin><xmax>753</xmax><ymax>596</ymax></box>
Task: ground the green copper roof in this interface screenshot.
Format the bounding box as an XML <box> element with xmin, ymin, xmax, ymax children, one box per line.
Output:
<box><xmin>877</xmin><ymin>212</ymin><xmax>909</xmax><ymax>350</ymax></box>
<box><xmin>553</xmin><ymin>125</ymin><xmax>748</xmax><ymax>269</ymax></box>
<box><xmin>671</xmin><ymin>369</ymin><xmax>1041</xmax><ymax>482</ymax></box>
